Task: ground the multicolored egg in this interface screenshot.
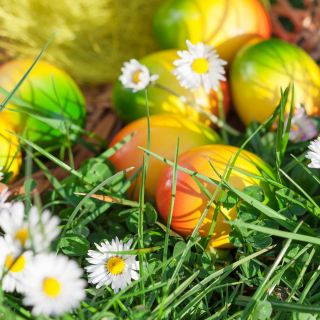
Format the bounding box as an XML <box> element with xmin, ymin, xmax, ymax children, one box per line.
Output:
<box><xmin>156</xmin><ymin>145</ymin><xmax>275</xmax><ymax>249</ymax></box>
<box><xmin>0</xmin><ymin>118</ymin><xmax>22</xmax><ymax>183</ymax></box>
<box><xmin>153</xmin><ymin>0</ymin><xmax>271</xmax><ymax>64</ymax></box>
<box><xmin>108</xmin><ymin>114</ymin><xmax>223</xmax><ymax>201</ymax></box>
<box><xmin>0</xmin><ymin>59</ymin><xmax>86</xmax><ymax>146</ymax></box>
<box><xmin>112</xmin><ymin>50</ymin><xmax>230</xmax><ymax>125</ymax></box>
<box><xmin>230</xmin><ymin>38</ymin><xmax>320</xmax><ymax>126</ymax></box>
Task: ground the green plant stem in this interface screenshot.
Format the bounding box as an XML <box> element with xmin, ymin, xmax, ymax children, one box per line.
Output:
<box><xmin>217</xmin><ymin>85</ymin><xmax>229</xmax><ymax>144</ymax></box>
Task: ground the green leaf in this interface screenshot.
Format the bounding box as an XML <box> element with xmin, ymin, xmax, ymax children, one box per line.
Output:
<box><xmin>173</xmin><ymin>241</ymin><xmax>190</xmax><ymax>261</ymax></box>
<box><xmin>23</xmin><ymin>179</ymin><xmax>37</xmax><ymax>195</ymax></box>
<box><xmin>85</xmin><ymin>163</ymin><xmax>113</xmax><ymax>184</ymax></box>
<box><xmin>253</xmin><ymin>219</ymin><xmax>279</xmax><ymax>237</ymax></box>
<box><xmin>238</xmin><ymin>202</ymin><xmax>261</xmax><ymax>223</ymax></box>
<box><xmin>258</xmin><ymin>219</ymin><xmax>279</xmax><ymax>230</ymax></box>
<box><xmin>126</xmin><ymin>211</ymin><xmax>140</xmax><ymax>233</ymax></box>
<box><xmin>278</xmin><ymin>208</ymin><xmax>295</xmax><ymax>220</ymax></box>
<box><xmin>229</xmin><ymin>230</ymin><xmax>245</xmax><ymax>247</ymax></box>
<box><xmin>74</xmin><ymin>227</ymin><xmax>90</xmax><ymax>238</ymax></box>
<box><xmin>252</xmin><ymin>301</ymin><xmax>272</xmax><ymax>320</ymax></box>
<box><xmin>242</xmin><ymin>185</ymin><xmax>265</xmax><ymax>202</ymax></box>
<box><xmin>61</xmin><ymin>231</ymin><xmax>90</xmax><ymax>256</ymax></box>
<box><xmin>246</xmin><ymin>236</ymin><xmax>272</xmax><ymax>250</ymax></box>
<box><xmin>284</xmin><ymin>244</ymin><xmax>309</xmax><ymax>270</ymax></box>
<box><xmin>194</xmin><ymin>267</ymin><xmax>208</xmax><ymax>278</ymax></box>
<box><xmin>289</xmin><ymin>198</ymin><xmax>307</xmax><ymax>216</ymax></box>
<box><xmin>145</xmin><ymin>203</ymin><xmax>157</xmax><ymax>226</ymax></box>
<box><xmin>276</xmin><ymin>188</ymin><xmax>294</xmax><ymax>208</ymax></box>
<box><xmin>222</xmin><ymin>191</ymin><xmax>239</xmax><ymax>210</ymax></box>
<box><xmin>240</xmin><ymin>255</ymin><xmax>260</xmax><ymax>278</ymax></box>
<box><xmin>197</xmin><ymin>252</ymin><xmax>211</xmax><ymax>269</ymax></box>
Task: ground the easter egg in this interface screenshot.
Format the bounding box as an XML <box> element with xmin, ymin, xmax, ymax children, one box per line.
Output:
<box><xmin>230</xmin><ymin>38</ymin><xmax>320</xmax><ymax>127</ymax></box>
<box><xmin>0</xmin><ymin>59</ymin><xmax>86</xmax><ymax>146</ymax></box>
<box><xmin>0</xmin><ymin>118</ymin><xmax>22</xmax><ymax>183</ymax></box>
<box><xmin>112</xmin><ymin>50</ymin><xmax>230</xmax><ymax>125</ymax></box>
<box><xmin>153</xmin><ymin>0</ymin><xmax>271</xmax><ymax>64</ymax></box>
<box><xmin>108</xmin><ymin>114</ymin><xmax>223</xmax><ymax>201</ymax></box>
<box><xmin>156</xmin><ymin>145</ymin><xmax>275</xmax><ymax>249</ymax></box>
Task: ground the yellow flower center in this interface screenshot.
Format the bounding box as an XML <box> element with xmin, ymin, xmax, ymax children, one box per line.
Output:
<box><xmin>5</xmin><ymin>254</ymin><xmax>26</xmax><ymax>273</ymax></box>
<box><xmin>106</xmin><ymin>257</ymin><xmax>125</xmax><ymax>275</ymax></box>
<box><xmin>15</xmin><ymin>228</ymin><xmax>29</xmax><ymax>247</ymax></box>
<box><xmin>192</xmin><ymin>58</ymin><xmax>209</xmax><ymax>74</ymax></box>
<box><xmin>133</xmin><ymin>71</ymin><xmax>142</xmax><ymax>84</ymax></box>
<box><xmin>43</xmin><ymin>278</ymin><xmax>61</xmax><ymax>297</ymax></box>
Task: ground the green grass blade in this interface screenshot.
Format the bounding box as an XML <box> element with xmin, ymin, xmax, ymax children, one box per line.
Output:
<box><xmin>157</xmin><ymin>246</ymin><xmax>275</xmax><ymax>319</ymax></box>
<box><xmin>235</xmin><ymin>296</ymin><xmax>320</xmax><ymax>314</ymax></box>
<box><xmin>238</xmin><ymin>221</ymin><xmax>303</xmax><ymax>320</ymax></box>
<box><xmin>227</xmin><ymin>220</ymin><xmax>320</xmax><ymax>245</ymax></box>
<box><xmin>155</xmin><ymin>270</ymin><xmax>200</xmax><ymax>319</ymax></box>
<box><xmin>162</xmin><ymin>135</ymin><xmax>180</xmax><ymax>280</ymax></box>
<box><xmin>281</xmin><ymin>84</ymin><xmax>294</xmax><ymax>157</ymax></box>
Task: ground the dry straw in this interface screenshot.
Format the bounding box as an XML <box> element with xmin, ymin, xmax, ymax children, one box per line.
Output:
<box><xmin>0</xmin><ymin>0</ymin><xmax>163</xmax><ymax>84</ymax></box>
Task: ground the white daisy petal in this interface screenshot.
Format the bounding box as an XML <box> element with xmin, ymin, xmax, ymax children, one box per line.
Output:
<box><xmin>0</xmin><ymin>202</ymin><xmax>60</xmax><ymax>252</ymax></box>
<box><xmin>86</xmin><ymin>238</ymin><xmax>140</xmax><ymax>294</ymax></box>
<box><xmin>0</xmin><ymin>235</ymin><xmax>33</xmax><ymax>293</ymax></box>
<box><xmin>306</xmin><ymin>137</ymin><xmax>320</xmax><ymax>168</ymax></box>
<box><xmin>21</xmin><ymin>253</ymin><xmax>86</xmax><ymax>317</ymax></box>
<box><xmin>172</xmin><ymin>39</ymin><xmax>227</xmax><ymax>94</ymax></box>
<box><xmin>119</xmin><ymin>59</ymin><xmax>159</xmax><ymax>92</ymax></box>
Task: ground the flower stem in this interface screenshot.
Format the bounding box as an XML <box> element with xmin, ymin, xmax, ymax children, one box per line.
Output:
<box><xmin>217</xmin><ymin>85</ymin><xmax>229</xmax><ymax>144</ymax></box>
<box><xmin>153</xmin><ymin>83</ymin><xmax>240</xmax><ymax>136</ymax></box>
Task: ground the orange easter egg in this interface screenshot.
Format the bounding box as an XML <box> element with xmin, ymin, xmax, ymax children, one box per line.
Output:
<box><xmin>108</xmin><ymin>114</ymin><xmax>223</xmax><ymax>201</ymax></box>
<box><xmin>156</xmin><ymin>145</ymin><xmax>275</xmax><ymax>248</ymax></box>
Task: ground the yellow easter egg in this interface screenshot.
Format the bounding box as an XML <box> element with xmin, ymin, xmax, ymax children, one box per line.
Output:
<box><xmin>153</xmin><ymin>0</ymin><xmax>271</xmax><ymax>64</ymax></box>
<box><xmin>0</xmin><ymin>118</ymin><xmax>22</xmax><ymax>183</ymax></box>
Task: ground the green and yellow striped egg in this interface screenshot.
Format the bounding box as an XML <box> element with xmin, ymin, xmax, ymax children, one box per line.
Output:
<box><xmin>0</xmin><ymin>59</ymin><xmax>86</xmax><ymax>146</ymax></box>
<box><xmin>230</xmin><ymin>38</ymin><xmax>320</xmax><ymax>126</ymax></box>
<box><xmin>153</xmin><ymin>0</ymin><xmax>271</xmax><ymax>64</ymax></box>
<box><xmin>112</xmin><ymin>50</ymin><xmax>230</xmax><ymax>125</ymax></box>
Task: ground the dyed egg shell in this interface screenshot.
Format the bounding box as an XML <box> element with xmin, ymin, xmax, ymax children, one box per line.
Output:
<box><xmin>0</xmin><ymin>118</ymin><xmax>22</xmax><ymax>183</ymax></box>
<box><xmin>230</xmin><ymin>38</ymin><xmax>320</xmax><ymax>126</ymax></box>
<box><xmin>108</xmin><ymin>114</ymin><xmax>223</xmax><ymax>201</ymax></box>
<box><xmin>0</xmin><ymin>59</ymin><xmax>86</xmax><ymax>146</ymax></box>
<box><xmin>153</xmin><ymin>0</ymin><xmax>271</xmax><ymax>64</ymax></box>
<box><xmin>156</xmin><ymin>145</ymin><xmax>275</xmax><ymax>249</ymax></box>
<box><xmin>112</xmin><ymin>50</ymin><xmax>230</xmax><ymax>125</ymax></box>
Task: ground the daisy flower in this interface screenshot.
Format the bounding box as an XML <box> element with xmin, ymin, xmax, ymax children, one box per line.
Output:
<box><xmin>119</xmin><ymin>59</ymin><xmax>159</xmax><ymax>92</ymax></box>
<box><xmin>21</xmin><ymin>253</ymin><xmax>86</xmax><ymax>317</ymax></box>
<box><xmin>0</xmin><ymin>202</ymin><xmax>60</xmax><ymax>252</ymax></box>
<box><xmin>172</xmin><ymin>40</ymin><xmax>227</xmax><ymax>94</ymax></box>
<box><xmin>306</xmin><ymin>137</ymin><xmax>320</xmax><ymax>168</ymax></box>
<box><xmin>0</xmin><ymin>167</ymin><xmax>3</xmax><ymax>180</ymax></box>
<box><xmin>0</xmin><ymin>186</ymin><xmax>11</xmax><ymax>210</ymax></box>
<box><xmin>85</xmin><ymin>237</ymin><xmax>140</xmax><ymax>294</ymax></box>
<box><xmin>286</xmin><ymin>107</ymin><xmax>318</xmax><ymax>142</ymax></box>
<box><xmin>0</xmin><ymin>235</ymin><xmax>33</xmax><ymax>293</ymax></box>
